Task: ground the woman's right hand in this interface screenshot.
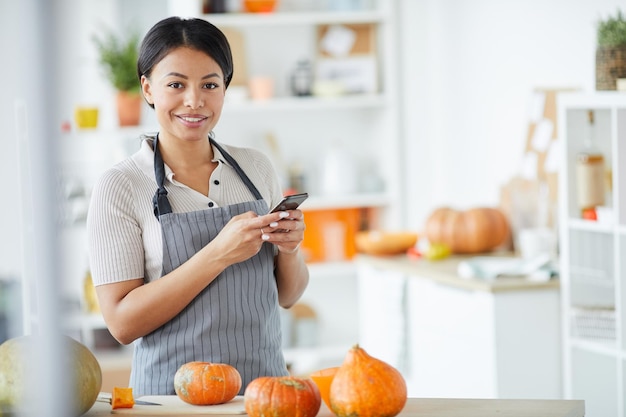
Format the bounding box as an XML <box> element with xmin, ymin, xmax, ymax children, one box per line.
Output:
<box><xmin>204</xmin><ymin>211</ymin><xmax>270</xmax><ymax>267</ymax></box>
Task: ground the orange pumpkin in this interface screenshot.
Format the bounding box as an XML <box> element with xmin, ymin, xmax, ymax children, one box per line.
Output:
<box><xmin>244</xmin><ymin>376</ymin><xmax>321</xmax><ymax>417</ymax></box>
<box><xmin>174</xmin><ymin>361</ymin><xmax>241</xmax><ymax>405</ymax></box>
<box><xmin>330</xmin><ymin>345</ymin><xmax>407</xmax><ymax>417</ymax></box>
<box><xmin>425</xmin><ymin>207</ymin><xmax>510</xmax><ymax>254</ymax></box>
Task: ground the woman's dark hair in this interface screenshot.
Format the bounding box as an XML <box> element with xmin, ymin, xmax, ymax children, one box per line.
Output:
<box><xmin>137</xmin><ymin>17</ymin><xmax>233</xmax><ymax>107</ymax></box>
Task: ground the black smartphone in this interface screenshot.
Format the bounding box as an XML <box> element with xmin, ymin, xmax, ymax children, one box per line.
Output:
<box><xmin>269</xmin><ymin>192</ymin><xmax>309</xmax><ymax>213</ymax></box>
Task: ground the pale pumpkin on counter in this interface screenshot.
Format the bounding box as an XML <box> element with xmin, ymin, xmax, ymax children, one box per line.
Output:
<box><xmin>425</xmin><ymin>207</ymin><xmax>510</xmax><ymax>254</ymax></box>
<box><xmin>0</xmin><ymin>334</ymin><xmax>102</xmax><ymax>416</ymax></box>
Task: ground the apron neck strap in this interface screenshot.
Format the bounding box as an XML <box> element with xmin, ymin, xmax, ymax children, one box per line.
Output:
<box><xmin>209</xmin><ymin>137</ymin><xmax>263</xmax><ymax>201</ymax></box>
<box><xmin>152</xmin><ymin>134</ymin><xmax>173</xmax><ymax>219</ymax></box>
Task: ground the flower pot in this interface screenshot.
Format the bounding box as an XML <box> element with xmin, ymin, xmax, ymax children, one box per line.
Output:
<box><xmin>596</xmin><ymin>45</ymin><xmax>626</xmax><ymax>90</ymax></box>
<box><xmin>116</xmin><ymin>91</ymin><xmax>142</xmax><ymax>126</ymax></box>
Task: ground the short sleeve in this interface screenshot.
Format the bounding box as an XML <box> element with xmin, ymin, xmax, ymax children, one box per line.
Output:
<box><xmin>86</xmin><ymin>168</ymin><xmax>146</xmax><ymax>285</ymax></box>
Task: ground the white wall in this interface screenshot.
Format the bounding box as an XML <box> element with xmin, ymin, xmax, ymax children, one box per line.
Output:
<box><xmin>400</xmin><ymin>0</ymin><xmax>625</xmax><ymax>231</ymax></box>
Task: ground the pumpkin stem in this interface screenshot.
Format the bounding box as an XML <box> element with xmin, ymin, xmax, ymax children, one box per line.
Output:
<box><xmin>280</xmin><ymin>378</ymin><xmax>306</xmax><ymax>390</ymax></box>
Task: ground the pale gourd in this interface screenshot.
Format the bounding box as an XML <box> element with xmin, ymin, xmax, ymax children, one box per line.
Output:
<box><xmin>0</xmin><ymin>335</ymin><xmax>102</xmax><ymax>416</ymax></box>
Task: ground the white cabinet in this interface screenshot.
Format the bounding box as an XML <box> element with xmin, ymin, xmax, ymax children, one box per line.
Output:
<box><xmin>357</xmin><ymin>255</ymin><xmax>562</xmax><ymax>399</ymax></box>
<box><xmin>557</xmin><ymin>92</ymin><xmax>626</xmax><ymax>417</ymax></box>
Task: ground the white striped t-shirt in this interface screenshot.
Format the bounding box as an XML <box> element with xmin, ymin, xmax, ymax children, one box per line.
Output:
<box><xmin>86</xmin><ymin>136</ymin><xmax>284</xmax><ymax>286</ymax></box>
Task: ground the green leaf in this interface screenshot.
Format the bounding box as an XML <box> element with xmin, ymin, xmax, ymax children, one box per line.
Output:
<box><xmin>92</xmin><ymin>28</ymin><xmax>141</xmax><ymax>92</ymax></box>
<box><xmin>597</xmin><ymin>9</ymin><xmax>626</xmax><ymax>47</ymax></box>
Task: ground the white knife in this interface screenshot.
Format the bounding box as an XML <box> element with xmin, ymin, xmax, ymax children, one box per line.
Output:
<box><xmin>97</xmin><ymin>392</ymin><xmax>162</xmax><ymax>406</ymax></box>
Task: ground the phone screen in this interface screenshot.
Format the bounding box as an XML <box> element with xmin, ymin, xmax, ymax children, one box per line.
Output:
<box><xmin>269</xmin><ymin>192</ymin><xmax>309</xmax><ymax>213</ymax></box>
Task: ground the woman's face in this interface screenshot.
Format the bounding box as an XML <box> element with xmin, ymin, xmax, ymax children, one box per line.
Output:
<box><xmin>141</xmin><ymin>47</ymin><xmax>225</xmax><ymax>144</ymax></box>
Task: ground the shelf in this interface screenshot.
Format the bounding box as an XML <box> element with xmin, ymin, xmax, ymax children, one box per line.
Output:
<box><xmin>201</xmin><ymin>10</ymin><xmax>389</xmax><ymax>27</ymax></box>
<box><xmin>302</xmin><ymin>193</ymin><xmax>391</xmax><ymax>210</ymax></box>
<box><xmin>569</xmin><ymin>337</ymin><xmax>619</xmax><ymax>357</ymax></box>
<box><xmin>307</xmin><ymin>261</ymin><xmax>356</xmax><ymax>277</ymax></box>
<box><xmin>64</xmin><ymin>125</ymin><xmax>159</xmax><ymax>140</ymax></box>
<box><xmin>558</xmin><ymin>91</ymin><xmax>626</xmax><ymax>109</ymax></box>
<box><xmin>568</xmin><ymin>272</ymin><xmax>614</xmax><ymax>288</ymax></box>
<box><xmin>223</xmin><ymin>94</ymin><xmax>388</xmax><ymax>112</ymax></box>
<box><xmin>566</xmin><ymin>218</ymin><xmax>614</xmax><ymax>233</ymax></box>
<box><xmin>559</xmin><ymin>93</ymin><xmax>626</xmax><ymax>414</ymax></box>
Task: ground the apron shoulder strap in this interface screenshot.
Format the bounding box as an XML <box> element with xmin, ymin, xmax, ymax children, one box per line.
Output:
<box><xmin>209</xmin><ymin>138</ymin><xmax>264</xmax><ymax>201</ymax></box>
<box><xmin>152</xmin><ymin>134</ymin><xmax>173</xmax><ymax>219</ymax></box>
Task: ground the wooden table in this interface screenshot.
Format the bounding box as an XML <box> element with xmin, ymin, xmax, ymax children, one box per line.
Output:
<box><xmin>84</xmin><ymin>397</ymin><xmax>585</xmax><ymax>416</ymax></box>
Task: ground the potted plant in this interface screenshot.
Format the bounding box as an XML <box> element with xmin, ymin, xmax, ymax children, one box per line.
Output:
<box><xmin>596</xmin><ymin>9</ymin><xmax>626</xmax><ymax>90</ymax></box>
<box><xmin>92</xmin><ymin>29</ymin><xmax>142</xmax><ymax>126</ymax></box>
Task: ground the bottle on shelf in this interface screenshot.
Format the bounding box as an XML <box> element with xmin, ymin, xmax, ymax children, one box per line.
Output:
<box><xmin>290</xmin><ymin>60</ymin><xmax>314</xmax><ymax>97</ymax></box>
<box><xmin>575</xmin><ymin>110</ymin><xmax>605</xmax><ymax>219</ymax></box>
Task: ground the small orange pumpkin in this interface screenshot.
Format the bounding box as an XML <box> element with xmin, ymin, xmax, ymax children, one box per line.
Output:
<box><xmin>425</xmin><ymin>207</ymin><xmax>510</xmax><ymax>254</ymax></box>
<box><xmin>330</xmin><ymin>345</ymin><xmax>407</xmax><ymax>417</ymax></box>
<box><xmin>174</xmin><ymin>361</ymin><xmax>242</xmax><ymax>405</ymax></box>
<box><xmin>244</xmin><ymin>376</ymin><xmax>321</xmax><ymax>417</ymax></box>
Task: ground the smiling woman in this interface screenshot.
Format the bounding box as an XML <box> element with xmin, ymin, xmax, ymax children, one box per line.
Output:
<box><xmin>86</xmin><ymin>16</ymin><xmax>310</xmax><ymax>398</ymax></box>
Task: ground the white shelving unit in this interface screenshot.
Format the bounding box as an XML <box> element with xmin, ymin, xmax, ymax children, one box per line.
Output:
<box><xmin>557</xmin><ymin>92</ymin><xmax>626</xmax><ymax>417</ymax></box>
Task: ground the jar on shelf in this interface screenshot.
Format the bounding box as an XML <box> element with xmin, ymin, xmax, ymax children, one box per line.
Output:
<box><xmin>575</xmin><ymin>110</ymin><xmax>605</xmax><ymax>216</ymax></box>
<box><xmin>290</xmin><ymin>60</ymin><xmax>313</xmax><ymax>97</ymax></box>
<box><xmin>203</xmin><ymin>0</ymin><xmax>227</xmax><ymax>13</ymax></box>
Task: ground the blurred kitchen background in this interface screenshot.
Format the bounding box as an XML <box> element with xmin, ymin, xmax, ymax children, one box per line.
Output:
<box><xmin>2</xmin><ymin>0</ymin><xmax>626</xmax><ymax>416</ymax></box>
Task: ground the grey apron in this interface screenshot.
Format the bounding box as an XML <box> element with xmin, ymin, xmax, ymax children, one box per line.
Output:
<box><xmin>130</xmin><ymin>134</ymin><xmax>288</xmax><ymax>396</ymax></box>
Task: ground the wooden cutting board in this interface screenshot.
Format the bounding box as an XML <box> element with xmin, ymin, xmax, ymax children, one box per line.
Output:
<box><xmin>111</xmin><ymin>395</ymin><xmax>246</xmax><ymax>415</ymax></box>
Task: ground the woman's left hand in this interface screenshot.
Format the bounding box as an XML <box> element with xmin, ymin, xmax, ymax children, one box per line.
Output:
<box><xmin>261</xmin><ymin>210</ymin><xmax>305</xmax><ymax>254</ymax></box>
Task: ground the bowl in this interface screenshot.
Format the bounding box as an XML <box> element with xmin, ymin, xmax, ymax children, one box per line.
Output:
<box><xmin>309</xmin><ymin>366</ymin><xmax>339</xmax><ymax>410</ymax></box>
<box><xmin>355</xmin><ymin>231</ymin><xmax>418</xmax><ymax>255</ymax></box>
<box><xmin>243</xmin><ymin>0</ymin><xmax>278</xmax><ymax>13</ymax></box>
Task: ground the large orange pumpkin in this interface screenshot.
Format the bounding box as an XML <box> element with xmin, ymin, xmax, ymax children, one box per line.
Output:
<box><xmin>174</xmin><ymin>361</ymin><xmax>241</xmax><ymax>405</ymax></box>
<box><xmin>244</xmin><ymin>376</ymin><xmax>321</xmax><ymax>417</ymax></box>
<box><xmin>425</xmin><ymin>207</ymin><xmax>510</xmax><ymax>254</ymax></box>
<box><xmin>330</xmin><ymin>345</ymin><xmax>407</xmax><ymax>417</ymax></box>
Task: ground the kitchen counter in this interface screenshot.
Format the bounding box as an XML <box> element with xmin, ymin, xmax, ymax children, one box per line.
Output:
<box><xmin>83</xmin><ymin>397</ymin><xmax>585</xmax><ymax>416</ymax></box>
<box><xmin>356</xmin><ymin>253</ymin><xmax>559</xmax><ymax>292</ymax></box>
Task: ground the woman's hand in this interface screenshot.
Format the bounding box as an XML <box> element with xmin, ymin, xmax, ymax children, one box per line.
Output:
<box><xmin>206</xmin><ymin>209</ymin><xmax>308</xmax><ymax>309</ymax></box>
<box><xmin>264</xmin><ymin>209</ymin><xmax>308</xmax><ymax>308</ymax></box>
<box><xmin>205</xmin><ymin>210</ymin><xmax>304</xmax><ymax>265</ymax></box>
<box><xmin>259</xmin><ymin>209</ymin><xmax>305</xmax><ymax>254</ymax></box>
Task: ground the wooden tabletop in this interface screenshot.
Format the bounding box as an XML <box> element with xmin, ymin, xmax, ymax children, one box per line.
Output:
<box><xmin>84</xmin><ymin>397</ymin><xmax>585</xmax><ymax>417</ymax></box>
